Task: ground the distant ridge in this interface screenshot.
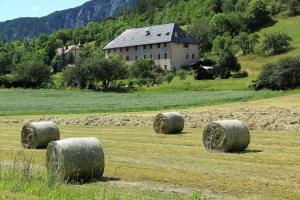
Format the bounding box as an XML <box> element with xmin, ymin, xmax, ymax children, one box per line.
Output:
<box><xmin>0</xmin><ymin>0</ymin><xmax>137</xmax><ymax>40</ymax></box>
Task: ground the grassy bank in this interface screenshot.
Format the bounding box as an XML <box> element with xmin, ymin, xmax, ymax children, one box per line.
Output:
<box><xmin>0</xmin><ymin>88</ymin><xmax>285</xmax><ymax>116</ymax></box>
<box><xmin>0</xmin><ymin>124</ymin><xmax>299</xmax><ymax>199</ymax></box>
<box><xmin>239</xmin><ymin>15</ymin><xmax>300</xmax><ymax>76</ymax></box>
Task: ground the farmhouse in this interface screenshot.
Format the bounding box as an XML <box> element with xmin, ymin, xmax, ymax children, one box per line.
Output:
<box><xmin>57</xmin><ymin>44</ymin><xmax>81</xmax><ymax>60</ymax></box>
<box><xmin>103</xmin><ymin>23</ymin><xmax>200</xmax><ymax>71</ymax></box>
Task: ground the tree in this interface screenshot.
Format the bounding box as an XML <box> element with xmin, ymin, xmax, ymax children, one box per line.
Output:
<box><xmin>188</xmin><ymin>17</ymin><xmax>213</xmax><ymax>54</ymax></box>
<box><xmin>222</xmin><ymin>0</ymin><xmax>237</xmax><ymax>13</ymax></box>
<box><xmin>235</xmin><ymin>0</ymin><xmax>249</xmax><ymax>12</ymax></box>
<box><xmin>246</xmin><ymin>0</ymin><xmax>271</xmax><ymax>30</ymax></box>
<box><xmin>63</xmin><ymin>55</ymin><xmax>126</xmax><ymax>89</ymax></box>
<box><xmin>212</xmin><ymin>33</ymin><xmax>232</xmax><ymax>56</ymax></box>
<box><xmin>233</xmin><ymin>32</ymin><xmax>259</xmax><ymax>55</ymax></box>
<box><xmin>14</xmin><ymin>59</ymin><xmax>52</xmax><ymax>88</ymax></box>
<box><xmin>130</xmin><ymin>59</ymin><xmax>157</xmax><ymax>79</ymax></box>
<box><xmin>289</xmin><ymin>0</ymin><xmax>299</xmax><ymax>16</ymax></box>
<box><xmin>261</xmin><ymin>32</ymin><xmax>292</xmax><ymax>55</ymax></box>
<box><xmin>210</xmin><ymin>13</ymin><xmax>232</xmax><ymax>36</ymax></box>
<box><xmin>0</xmin><ymin>50</ymin><xmax>11</xmax><ymax>74</ymax></box>
<box><xmin>218</xmin><ymin>48</ymin><xmax>241</xmax><ymax>72</ymax></box>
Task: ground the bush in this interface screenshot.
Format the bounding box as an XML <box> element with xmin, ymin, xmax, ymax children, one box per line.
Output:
<box><xmin>14</xmin><ymin>60</ymin><xmax>52</xmax><ymax>88</ymax></box>
<box><xmin>252</xmin><ymin>56</ymin><xmax>300</xmax><ymax>90</ymax></box>
<box><xmin>261</xmin><ymin>32</ymin><xmax>292</xmax><ymax>55</ymax></box>
<box><xmin>164</xmin><ymin>73</ymin><xmax>174</xmax><ymax>84</ymax></box>
<box><xmin>218</xmin><ymin>48</ymin><xmax>241</xmax><ymax>72</ymax></box>
<box><xmin>177</xmin><ymin>70</ymin><xmax>188</xmax><ymax>80</ymax></box>
<box><xmin>233</xmin><ymin>32</ymin><xmax>259</xmax><ymax>55</ymax></box>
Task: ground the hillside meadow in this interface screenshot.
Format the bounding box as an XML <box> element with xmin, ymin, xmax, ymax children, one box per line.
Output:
<box><xmin>239</xmin><ymin>15</ymin><xmax>300</xmax><ymax>76</ymax></box>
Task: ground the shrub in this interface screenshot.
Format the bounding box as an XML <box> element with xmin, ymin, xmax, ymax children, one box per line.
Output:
<box><xmin>164</xmin><ymin>73</ymin><xmax>174</xmax><ymax>84</ymax></box>
<box><xmin>218</xmin><ymin>48</ymin><xmax>241</xmax><ymax>72</ymax></box>
<box><xmin>177</xmin><ymin>70</ymin><xmax>188</xmax><ymax>80</ymax></box>
<box><xmin>253</xmin><ymin>56</ymin><xmax>300</xmax><ymax>90</ymax></box>
<box><xmin>261</xmin><ymin>32</ymin><xmax>292</xmax><ymax>55</ymax></box>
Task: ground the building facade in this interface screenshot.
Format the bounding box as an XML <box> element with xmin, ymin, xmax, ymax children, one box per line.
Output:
<box><xmin>57</xmin><ymin>45</ymin><xmax>81</xmax><ymax>61</ymax></box>
<box><xmin>103</xmin><ymin>23</ymin><xmax>200</xmax><ymax>71</ymax></box>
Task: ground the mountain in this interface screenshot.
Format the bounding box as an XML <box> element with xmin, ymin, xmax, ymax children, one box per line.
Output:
<box><xmin>0</xmin><ymin>0</ymin><xmax>137</xmax><ymax>40</ymax></box>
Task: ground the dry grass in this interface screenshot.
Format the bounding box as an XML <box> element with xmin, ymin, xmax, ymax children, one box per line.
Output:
<box><xmin>0</xmin><ymin>123</ymin><xmax>299</xmax><ymax>200</ymax></box>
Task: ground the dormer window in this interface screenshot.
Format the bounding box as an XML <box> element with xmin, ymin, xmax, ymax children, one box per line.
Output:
<box><xmin>157</xmin><ymin>33</ymin><xmax>161</xmax><ymax>37</ymax></box>
<box><xmin>166</xmin><ymin>32</ymin><xmax>170</xmax><ymax>36</ymax></box>
<box><xmin>174</xmin><ymin>32</ymin><xmax>178</xmax><ymax>38</ymax></box>
<box><xmin>146</xmin><ymin>31</ymin><xmax>151</xmax><ymax>36</ymax></box>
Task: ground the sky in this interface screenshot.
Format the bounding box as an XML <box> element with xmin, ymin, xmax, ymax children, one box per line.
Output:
<box><xmin>0</xmin><ymin>0</ymin><xmax>90</xmax><ymax>22</ymax></box>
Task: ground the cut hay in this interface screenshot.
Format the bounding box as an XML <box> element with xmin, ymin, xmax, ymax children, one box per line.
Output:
<box><xmin>153</xmin><ymin>112</ymin><xmax>184</xmax><ymax>134</ymax></box>
<box><xmin>46</xmin><ymin>137</ymin><xmax>104</xmax><ymax>182</ymax></box>
<box><xmin>21</xmin><ymin>121</ymin><xmax>60</xmax><ymax>149</ymax></box>
<box><xmin>203</xmin><ymin>120</ymin><xmax>250</xmax><ymax>152</ymax></box>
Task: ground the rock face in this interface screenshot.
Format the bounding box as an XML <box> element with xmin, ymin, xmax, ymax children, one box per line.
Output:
<box><xmin>0</xmin><ymin>0</ymin><xmax>137</xmax><ymax>40</ymax></box>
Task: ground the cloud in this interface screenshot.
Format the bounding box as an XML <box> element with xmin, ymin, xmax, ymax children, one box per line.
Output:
<box><xmin>32</xmin><ymin>5</ymin><xmax>40</xmax><ymax>11</ymax></box>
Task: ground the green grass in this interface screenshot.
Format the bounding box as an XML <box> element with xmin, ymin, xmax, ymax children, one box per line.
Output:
<box><xmin>1</xmin><ymin>124</ymin><xmax>299</xmax><ymax>199</ymax></box>
<box><xmin>239</xmin><ymin>15</ymin><xmax>300</xmax><ymax>76</ymax></box>
<box><xmin>0</xmin><ymin>88</ymin><xmax>285</xmax><ymax>116</ymax></box>
<box><xmin>137</xmin><ymin>76</ymin><xmax>253</xmax><ymax>92</ymax></box>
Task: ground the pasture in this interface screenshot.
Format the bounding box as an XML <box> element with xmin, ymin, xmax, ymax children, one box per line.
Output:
<box><xmin>0</xmin><ymin>88</ymin><xmax>287</xmax><ymax>116</ymax></box>
<box><xmin>0</xmin><ymin>124</ymin><xmax>299</xmax><ymax>199</ymax></box>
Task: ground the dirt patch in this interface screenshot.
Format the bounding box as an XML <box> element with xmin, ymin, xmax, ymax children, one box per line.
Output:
<box><xmin>1</xmin><ymin>106</ymin><xmax>300</xmax><ymax>131</ymax></box>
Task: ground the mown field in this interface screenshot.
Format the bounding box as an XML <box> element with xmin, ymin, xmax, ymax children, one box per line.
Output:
<box><xmin>0</xmin><ymin>124</ymin><xmax>299</xmax><ymax>199</ymax></box>
<box><xmin>0</xmin><ymin>88</ymin><xmax>288</xmax><ymax>116</ymax></box>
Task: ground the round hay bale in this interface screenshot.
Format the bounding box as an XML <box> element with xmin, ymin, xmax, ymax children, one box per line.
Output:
<box><xmin>21</xmin><ymin>121</ymin><xmax>60</xmax><ymax>149</ymax></box>
<box><xmin>153</xmin><ymin>112</ymin><xmax>184</xmax><ymax>134</ymax></box>
<box><xmin>46</xmin><ymin>137</ymin><xmax>104</xmax><ymax>182</ymax></box>
<box><xmin>203</xmin><ymin>120</ymin><xmax>250</xmax><ymax>152</ymax></box>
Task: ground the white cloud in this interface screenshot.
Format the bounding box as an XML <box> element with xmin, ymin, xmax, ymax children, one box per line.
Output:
<box><xmin>32</xmin><ymin>5</ymin><xmax>40</xmax><ymax>11</ymax></box>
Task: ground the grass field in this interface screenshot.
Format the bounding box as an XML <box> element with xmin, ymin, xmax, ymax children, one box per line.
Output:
<box><xmin>0</xmin><ymin>124</ymin><xmax>299</xmax><ymax>199</ymax></box>
<box><xmin>0</xmin><ymin>88</ymin><xmax>286</xmax><ymax>116</ymax></box>
<box><xmin>239</xmin><ymin>15</ymin><xmax>300</xmax><ymax>76</ymax></box>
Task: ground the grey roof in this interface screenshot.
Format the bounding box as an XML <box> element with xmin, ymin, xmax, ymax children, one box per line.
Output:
<box><xmin>103</xmin><ymin>23</ymin><xmax>199</xmax><ymax>50</ymax></box>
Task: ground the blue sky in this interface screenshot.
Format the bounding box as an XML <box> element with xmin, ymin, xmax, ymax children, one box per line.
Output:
<box><xmin>0</xmin><ymin>0</ymin><xmax>89</xmax><ymax>22</ymax></box>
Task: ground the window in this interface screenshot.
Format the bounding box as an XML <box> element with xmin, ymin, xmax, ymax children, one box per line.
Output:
<box><xmin>183</xmin><ymin>43</ymin><xmax>189</xmax><ymax>48</ymax></box>
<box><xmin>164</xmin><ymin>43</ymin><xmax>167</xmax><ymax>47</ymax></box>
<box><xmin>143</xmin><ymin>45</ymin><xmax>147</xmax><ymax>50</ymax></box>
<box><xmin>135</xmin><ymin>46</ymin><xmax>138</xmax><ymax>50</ymax></box>
<box><xmin>150</xmin><ymin>54</ymin><xmax>153</xmax><ymax>59</ymax></box>
<box><xmin>186</xmin><ymin>54</ymin><xmax>189</xmax><ymax>59</ymax></box>
<box><xmin>164</xmin><ymin>65</ymin><xmax>167</xmax><ymax>70</ymax></box>
<box><xmin>192</xmin><ymin>54</ymin><xmax>195</xmax><ymax>59</ymax></box>
<box><xmin>157</xmin><ymin>43</ymin><xmax>161</xmax><ymax>48</ymax></box>
<box><xmin>150</xmin><ymin>44</ymin><xmax>153</xmax><ymax>49</ymax></box>
<box><xmin>113</xmin><ymin>49</ymin><xmax>116</xmax><ymax>52</ymax></box>
<box><xmin>108</xmin><ymin>49</ymin><xmax>111</xmax><ymax>53</ymax></box>
<box><xmin>157</xmin><ymin>33</ymin><xmax>161</xmax><ymax>37</ymax></box>
<box><xmin>164</xmin><ymin>53</ymin><xmax>168</xmax><ymax>59</ymax></box>
<box><xmin>158</xmin><ymin>54</ymin><xmax>161</xmax><ymax>60</ymax></box>
<box><xmin>120</xmin><ymin>48</ymin><xmax>123</xmax><ymax>52</ymax></box>
<box><xmin>126</xmin><ymin>47</ymin><xmax>129</xmax><ymax>51</ymax></box>
<box><xmin>135</xmin><ymin>55</ymin><xmax>138</xmax><ymax>61</ymax></box>
<box><xmin>126</xmin><ymin>56</ymin><xmax>130</xmax><ymax>61</ymax></box>
<box><xmin>144</xmin><ymin>55</ymin><xmax>147</xmax><ymax>59</ymax></box>
<box><xmin>146</xmin><ymin>31</ymin><xmax>150</xmax><ymax>36</ymax></box>
<box><xmin>166</xmin><ymin>32</ymin><xmax>170</xmax><ymax>36</ymax></box>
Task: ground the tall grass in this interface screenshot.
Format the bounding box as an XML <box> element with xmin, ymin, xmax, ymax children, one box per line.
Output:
<box><xmin>0</xmin><ymin>152</ymin><xmax>208</xmax><ymax>200</ymax></box>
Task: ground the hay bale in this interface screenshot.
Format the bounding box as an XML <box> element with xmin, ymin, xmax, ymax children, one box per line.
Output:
<box><xmin>203</xmin><ymin>120</ymin><xmax>250</xmax><ymax>152</ymax></box>
<box><xmin>21</xmin><ymin>121</ymin><xmax>60</xmax><ymax>149</ymax></box>
<box><xmin>46</xmin><ymin>137</ymin><xmax>104</xmax><ymax>182</ymax></box>
<box><xmin>153</xmin><ymin>112</ymin><xmax>184</xmax><ymax>134</ymax></box>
